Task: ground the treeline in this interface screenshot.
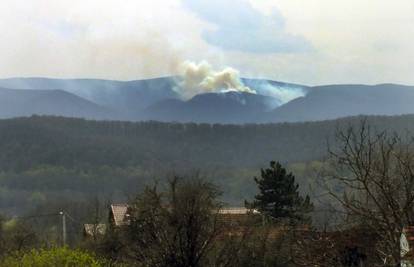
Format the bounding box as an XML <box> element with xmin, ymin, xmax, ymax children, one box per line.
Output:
<box><xmin>0</xmin><ymin>116</ymin><xmax>331</xmax><ymax>171</ymax></box>
<box><xmin>2</xmin><ymin>114</ymin><xmax>414</xmax><ymax>171</ymax></box>
<box><xmin>1</xmin><ymin>114</ymin><xmax>414</xmax><ymax>214</ymax></box>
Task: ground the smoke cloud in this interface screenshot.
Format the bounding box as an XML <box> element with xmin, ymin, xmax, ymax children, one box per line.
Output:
<box><xmin>175</xmin><ymin>61</ymin><xmax>256</xmax><ymax>99</ymax></box>
<box><xmin>255</xmin><ymin>83</ymin><xmax>306</xmax><ymax>105</ymax></box>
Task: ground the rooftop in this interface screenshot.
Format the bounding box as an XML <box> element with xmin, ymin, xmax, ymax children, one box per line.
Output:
<box><xmin>110</xmin><ymin>203</ymin><xmax>129</xmax><ymax>226</ymax></box>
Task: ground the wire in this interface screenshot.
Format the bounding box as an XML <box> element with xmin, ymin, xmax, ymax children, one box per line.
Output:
<box><xmin>63</xmin><ymin>212</ymin><xmax>83</xmax><ymax>227</ymax></box>
<box><xmin>13</xmin><ymin>212</ymin><xmax>61</xmax><ymax>220</ymax></box>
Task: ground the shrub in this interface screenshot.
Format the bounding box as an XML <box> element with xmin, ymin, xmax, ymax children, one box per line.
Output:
<box><xmin>0</xmin><ymin>247</ymin><xmax>103</xmax><ymax>267</ymax></box>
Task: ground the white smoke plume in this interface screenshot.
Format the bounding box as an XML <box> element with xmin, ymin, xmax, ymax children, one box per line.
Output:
<box><xmin>175</xmin><ymin>61</ymin><xmax>256</xmax><ymax>99</ymax></box>
<box><xmin>256</xmin><ymin>83</ymin><xmax>306</xmax><ymax>105</ymax></box>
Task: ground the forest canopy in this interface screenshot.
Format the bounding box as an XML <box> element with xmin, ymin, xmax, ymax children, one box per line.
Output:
<box><xmin>1</xmin><ymin>114</ymin><xmax>414</xmax><ymax>215</ymax></box>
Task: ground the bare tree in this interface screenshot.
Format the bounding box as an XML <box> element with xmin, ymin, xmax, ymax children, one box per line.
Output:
<box><xmin>0</xmin><ymin>217</ymin><xmax>38</xmax><ymax>256</ymax></box>
<box><xmin>124</xmin><ymin>176</ymin><xmax>225</xmax><ymax>267</ymax></box>
<box><xmin>321</xmin><ymin>121</ymin><xmax>414</xmax><ymax>265</ymax></box>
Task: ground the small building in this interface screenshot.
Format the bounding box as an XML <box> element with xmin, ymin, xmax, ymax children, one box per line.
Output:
<box><xmin>83</xmin><ymin>223</ymin><xmax>106</xmax><ymax>239</ymax></box>
<box><xmin>107</xmin><ymin>204</ymin><xmax>258</xmax><ymax>228</ymax></box>
<box><xmin>218</xmin><ymin>207</ymin><xmax>258</xmax><ymax>215</ymax></box>
<box><xmin>217</xmin><ymin>207</ymin><xmax>259</xmax><ymax>225</ymax></box>
<box><xmin>109</xmin><ymin>203</ymin><xmax>130</xmax><ymax>227</ymax></box>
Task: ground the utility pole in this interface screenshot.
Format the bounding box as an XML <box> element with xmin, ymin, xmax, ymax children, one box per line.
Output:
<box><xmin>59</xmin><ymin>211</ymin><xmax>66</xmax><ymax>246</ymax></box>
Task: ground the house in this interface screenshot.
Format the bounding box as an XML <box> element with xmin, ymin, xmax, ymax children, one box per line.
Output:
<box><xmin>218</xmin><ymin>207</ymin><xmax>259</xmax><ymax>215</ymax></box>
<box><xmin>107</xmin><ymin>204</ymin><xmax>259</xmax><ymax>228</ymax></box>
<box><xmin>82</xmin><ymin>203</ymin><xmax>127</xmax><ymax>240</ymax></box>
<box><xmin>101</xmin><ymin>203</ymin><xmax>384</xmax><ymax>265</ymax></box>
<box><xmin>83</xmin><ymin>223</ymin><xmax>106</xmax><ymax>239</ymax></box>
<box><xmin>109</xmin><ymin>203</ymin><xmax>129</xmax><ymax>227</ymax></box>
<box><xmin>216</xmin><ymin>207</ymin><xmax>260</xmax><ymax>228</ymax></box>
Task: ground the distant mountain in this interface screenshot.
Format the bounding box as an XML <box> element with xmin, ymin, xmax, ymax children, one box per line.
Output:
<box><xmin>0</xmin><ymin>88</ymin><xmax>116</xmax><ymax>119</ymax></box>
<box><xmin>0</xmin><ymin>77</ymin><xmax>304</xmax><ymax>110</ymax></box>
<box><xmin>144</xmin><ymin>91</ymin><xmax>278</xmax><ymax>123</ymax></box>
<box><xmin>242</xmin><ymin>78</ymin><xmax>307</xmax><ymax>93</ymax></box>
<box><xmin>0</xmin><ymin>77</ymin><xmax>180</xmax><ymax>119</ymax></box>
<box><xmin>267</xmin><ymin>84</ymin><xmax>414</xmax><ymax>122</ymax></box>
<box><xmin>1</xmin><ymin>77</ymin><xmax>414</xmax><ymax>124</ymax></box>
<box><xmin>0</xmin><ymin>77</ymin><xmax>306</xmax><ymax>122</ymax></box>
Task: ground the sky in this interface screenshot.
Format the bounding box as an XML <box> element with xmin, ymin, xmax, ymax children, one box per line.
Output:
<box><xmin>0</xmin><ymin>0</ymin><xmax>413</xmax><ymax>85</ymax></box>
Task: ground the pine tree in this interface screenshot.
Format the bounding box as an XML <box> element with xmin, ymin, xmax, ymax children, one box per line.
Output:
<box><xmin>248</xmin><ymin>161</ymin><xmax>313</xmax><ymax>223</ymax></box>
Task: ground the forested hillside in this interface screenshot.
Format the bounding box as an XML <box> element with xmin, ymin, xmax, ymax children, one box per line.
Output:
<box><xmin>1</xmin><ymin>115</ymin><xmax>414</xmax><ymax>215</ymax></box>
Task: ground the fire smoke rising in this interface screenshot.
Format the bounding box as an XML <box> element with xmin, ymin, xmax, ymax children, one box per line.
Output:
<box><xmin>255</xmin><ymin>82</ymin><xmax>306</xmax><ymax>106</ymax></box>
<box><xmin>175</xmin><ymin>61</ymin><xmax>256</xmax><ymax>99</ymax></box>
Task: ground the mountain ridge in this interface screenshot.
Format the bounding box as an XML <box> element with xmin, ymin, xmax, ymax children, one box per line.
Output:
<box><xmin>267</xmin><ymin>83</ymin><xmax>414</xmax><ymax>122</ymax></box>
<box><xmin>0</xmin><ymin>87</ymin><xmax>117</xmax><ymax>119</ymax></box>
<box><xmin>0</xmin><ymin>77</ymin><xmax>413</xmax><ymax>123</ymax></box>
<box><xmin>143</xmin><ymin>91</ymin><xmax>278</xmax><ymax>123</ymax></box>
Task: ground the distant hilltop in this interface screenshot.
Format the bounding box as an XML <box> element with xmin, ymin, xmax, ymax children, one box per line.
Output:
<box><xmin>0</xmin><ymin>77</ymin><xmax>413</xmax><ymax>124</ymax></box>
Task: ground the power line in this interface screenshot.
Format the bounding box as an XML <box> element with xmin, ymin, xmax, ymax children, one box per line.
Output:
<box><xmin>13</xmin><ymin>212</ymin><xmax>61</xmax><ymax>220</ymax></box>
<box><xmin>11</xmin><ymin>210</ymin><xmax>86</xmax><ymax>247</ymax></box>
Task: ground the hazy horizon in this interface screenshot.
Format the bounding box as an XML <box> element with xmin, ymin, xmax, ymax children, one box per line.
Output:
<box><xmin>0</xmin><ymin>0</ymin><xmax>413</xmax><ymax>86</ymax></box>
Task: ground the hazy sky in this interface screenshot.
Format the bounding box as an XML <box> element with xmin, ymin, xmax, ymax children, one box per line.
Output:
<box><xmin>0</xmin><ymin>0</ymin><xmax>413</xmax><ymax>85</ymax></box>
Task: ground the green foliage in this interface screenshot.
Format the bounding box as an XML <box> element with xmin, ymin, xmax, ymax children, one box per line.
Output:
<box><xmin>0</xmin><ymin>115</ymin><xmax>411</xmax><ymax>216</ymax></box>
<box><xmin>3</xmin><ymin>115</ymin><xmax>406</xmax><ymax>173</ymax></box>
<box><xmin>0</xmin><ymin>218</ymin><xmax>38</xmax><ymax>254</ymax></box>
<box><xmin>0</xmin><ymin>216</ymin><xmax>4</xmax><ymax>256</ymax></box>
<box><xmin>0</xmin><ymin>247</ymin><xmax>103</xmax><ymax>267</ymax></box>
<box><xmin>248</xmin><ymin>161</ymin><xmax>313</xmax><ymax>223</ymax></box>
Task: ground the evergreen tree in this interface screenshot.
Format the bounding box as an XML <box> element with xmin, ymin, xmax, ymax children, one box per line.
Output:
<box><xmin>248</xmin><ymin>161</ymin><xmax>313</xmax><ymax>223</ymax></box>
